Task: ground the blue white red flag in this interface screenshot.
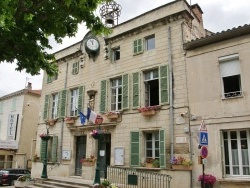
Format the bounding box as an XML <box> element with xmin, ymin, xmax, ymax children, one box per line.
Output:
<box><xmin>87</xmin><ymin>107</ymin><xmax>97</xmax><ymax>124</ymax></box>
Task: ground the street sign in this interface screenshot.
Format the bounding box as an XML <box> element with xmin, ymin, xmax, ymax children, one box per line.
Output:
<box><xmin>202</xmin><ymin>158</ymin><xmax>207</xmax><ymax>164</ymax></box>
<box><xmin>200</xmin><ymin>146</ymin><xmax>208</xmax><ymax>159</ymax></box>
<box><xmin>199</xmin><ymin>120</ymin><xmax>207</xmax><ymax>131</ymax></box>
<box><xmin>199</xmin><ymin>131</ymin><xmax>208</xmax><ymax>146</ymax></box>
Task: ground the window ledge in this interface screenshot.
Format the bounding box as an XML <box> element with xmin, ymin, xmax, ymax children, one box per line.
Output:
<box><xmin>218</xmin><ymin>178</ymin><xmax>250</xmax><ymax>184</ymax></box>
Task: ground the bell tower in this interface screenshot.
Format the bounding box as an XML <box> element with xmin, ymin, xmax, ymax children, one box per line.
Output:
<box><xmin>100</xmin><ymin>1</ymin><xmax>122</xmax><ymax>27</ymax></box>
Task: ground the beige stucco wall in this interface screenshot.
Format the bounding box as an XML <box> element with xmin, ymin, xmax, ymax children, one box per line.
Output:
<box><xmin>33</xmin><ymin>1</ymin><xmax>207</xmax><ymax>188</ymax></box>
<box><xmin>186</xmin><ymin>33</ymin><xmax>250</xmax><ymax>187</ymax></box>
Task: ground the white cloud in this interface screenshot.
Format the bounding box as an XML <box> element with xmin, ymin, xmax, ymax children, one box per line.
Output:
<box><xmin>1</xmin><ymin>0</ymin><xmax>250</xmax><ymax>97</ymax></box>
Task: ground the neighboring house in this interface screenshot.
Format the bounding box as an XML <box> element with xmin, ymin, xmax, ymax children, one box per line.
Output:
<box><xmin>184</xmin><ymin>25</ymin><xmax>250</xmax><ymax>187</ymax></box>
<box><xmin>0</xmin><ymin>82</ymin><xmax>41</xmax><ymax>169</ymax></box>
<box><xmin>31</xmin><ymin>0</ymin><xmax>210</xmax><ymax>187</ymax></box>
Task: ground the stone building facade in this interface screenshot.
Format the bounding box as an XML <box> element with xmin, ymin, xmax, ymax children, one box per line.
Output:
<box><xmin>0</xmin><ymin>83</ymin><xmax>41</xmax><ymax>169</ymax></box>
<box><xmin>185</xmin><ymin>24</ymin><xmax>250</xmax><ymax>188</ymax></box>
<box><xmin>31</xmin><ymin>0</ymin><xmax>209</xmax><ymax>187</ymax></box>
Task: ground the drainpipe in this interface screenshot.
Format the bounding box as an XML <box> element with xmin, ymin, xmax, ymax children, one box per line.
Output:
<box><xmin>168</xmin><ymin>26</ymin><xmax>174</xmax><ymax>160</ymax></box>
<box><xmin>60</xmin><ymin>62</ymin><xmax>68</xmax><ymax>163</ymax></box>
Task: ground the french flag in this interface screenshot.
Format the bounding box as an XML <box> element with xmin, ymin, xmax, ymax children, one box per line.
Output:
<box><xmin>87</xmin><ymin>107</ymin><xmax>97</xmax><ymax>124</ymax></box>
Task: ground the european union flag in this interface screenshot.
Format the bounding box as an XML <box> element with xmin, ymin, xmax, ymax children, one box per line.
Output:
<box><xmin>79</xmin><ymin>111</ymin><xmax>86</xmax><ymax>125</ymax></box>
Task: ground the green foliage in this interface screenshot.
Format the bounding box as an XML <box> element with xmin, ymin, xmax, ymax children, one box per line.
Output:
<box><xmin>0</xmin><ymin>0</ymin><xmax>111</xmax><ymax>75</ymax></box>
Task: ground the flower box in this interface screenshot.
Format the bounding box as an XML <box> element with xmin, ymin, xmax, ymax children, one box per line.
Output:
<box><xmin>141</xmin><ymin>110</ymin><xmax>155</xmax><ymax>116</ymax></box>
<box><xmin>82</xmin><ymin>161</ymin><xmax>95</xmax><ymax>166</ymax></box>
<box><xmin>145</xmin><ymin>163</ymin><xmax>154</xmax><ymax>168</ymax></box>
<box><xmin>47</xmin><ymin>119</ymin><xmax>56</xmax><ymax>126</ymax></box>
<box><xmin>172</xmin><ymin>164</ymin><xmax>193</xmax><ymax>170</ymax></box>
<box><xmin>65</xmin><ymin>119</ymin><xmax>75</xmax><ymax>124</ymax></box>
<box><xmin>40</xmin><ymin>134</ymin><xmax>51</xmax><ymax>141</ymax></box>
<box><xmin>107</xmin><ymin>114</ymin><xmax>119</xmax><ymax>119</ymax></box>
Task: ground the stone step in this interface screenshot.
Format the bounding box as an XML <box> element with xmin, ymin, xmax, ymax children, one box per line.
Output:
<box><xmin>25</xmin><ymin>178</ymin><xmax>92</xmax><ymax>188</ymax></box>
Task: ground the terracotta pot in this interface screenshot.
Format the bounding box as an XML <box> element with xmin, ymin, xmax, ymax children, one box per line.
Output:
<box><xmin>141</xmin><ymin>110</ymin><xmax>156</xmax><ymax>116</ymax></box>
<box><xmin>82</xmin><ymin>161</ymin><xmax>95</xmax><ymax>166</ymax></box>
<box><xmin>107</xmin><ymin>114</ymin><xmax>119</xmax><ymax>119</ymax></box>
<box><xmin>145</xmin><ymin>163</ymin><xmax>154</xmax><ymax>168</ymax></box>
<box><xmin>65</xmin><ymin>119</ymin><xmax>75</xmax><ymax>124</ymax></box>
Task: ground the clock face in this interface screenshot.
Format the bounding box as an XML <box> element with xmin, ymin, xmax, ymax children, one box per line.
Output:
<box><xmin>86</xmin><ymin>38</ymin><xmax>100</xmax><ymax>51</ymax></box>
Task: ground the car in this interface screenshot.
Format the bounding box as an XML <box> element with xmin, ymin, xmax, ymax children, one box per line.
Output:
<box><xmin>0</xmin><ymin>168</ymin><xmax>31</xmax><ymax>186</ymax></box>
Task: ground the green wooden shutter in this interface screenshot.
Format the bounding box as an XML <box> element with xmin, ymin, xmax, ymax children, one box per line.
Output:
<box><xmin>159</xmin><ymin>129</ymin><xmax>166</xmax><ymax>168</ymax></box>
<box><xmin>40</xmin><ymin>139</ymin><xmax>46</xmax><ymax>162</ymax></box>
<box><xmin>100</xmin><ymin>80</ymin><xmax>107</xmax><ymax>113</ymax></box>
<box><xmin>133</xmin><ymin>40</ymin><xmax>137</xmax><ymax>54</ymax></box>
<box><xmin>60</xmin><ymin>90</ymin><xmax>67</xmax><ymax>117</ymax></box>
<box><xmin>138</xmin><ymin>39</ymin><xmax>142</xmax><ymax>53</ymax></box>
<box><xmin>56</xmin><ymin>93</ymin><xmax>60</xmax><ymax>118</ymax></box>
<box><xmin>132</xmin><ymin>72</ymin><xmax>140</xmax><ymax>108</ymax></box>
<box><xmin>160</xmin><ymin>65</ymin><xmax>169</xmax><ymax>104</ymax></box>
<box><xmin>43</xmin><ymin>95</ymin><xmax>49</xmax><ymax>120</ymax></box>
<box><xmin>122</xmin><ymin>74</ymin><xmax>129</xmax><ymax>110</ymax></box>
<box><xmin>78</xmin><ymin>86</ymin><xmax>84</xmax><ymax>112</ymax></box>
<box><xmin>130</xmin><ymin>131</ymin><xmax>140</xmax><ymax>166</ymax></box>
<box><xmin>51</xmin><ymin>136</ymin><xmax>58</xmax><ymax>162</ymax></box>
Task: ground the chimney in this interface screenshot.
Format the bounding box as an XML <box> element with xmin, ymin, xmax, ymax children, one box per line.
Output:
<box><xmin>26</xmin><ymin>82</ymin><xmax>32</xmax><ymax>90</ymax></box>
<box><xmin>191</xmin><ymin>4</ymin><xmax>203</xmax><ymax>25</ymax></box>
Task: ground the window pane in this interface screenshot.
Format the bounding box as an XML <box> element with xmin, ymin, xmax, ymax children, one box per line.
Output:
<box><xmin>146</xmin><ymin>36</ymin><xmax>155</xmax><ymax>51</ymax></box>
<box><xmin>230</xmin><ymin>131</ymin><xmax>237</xmax><ymax>139</ymax></box>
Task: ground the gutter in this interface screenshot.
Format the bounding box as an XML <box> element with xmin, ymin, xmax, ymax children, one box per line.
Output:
<box><xmin>168</xmin><ymin>26</ymin><xmax>174</xmax><ymax>160</ymax></box>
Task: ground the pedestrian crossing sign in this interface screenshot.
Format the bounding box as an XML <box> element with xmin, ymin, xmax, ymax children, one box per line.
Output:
<box><xmin>199</xmin><ymin>131</ymin><xmax>208</xmax><ymax>146</ymax></box>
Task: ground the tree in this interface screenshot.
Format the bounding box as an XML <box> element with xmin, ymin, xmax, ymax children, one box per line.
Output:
<box><xmin>0</xmin><ymin>0</ymin><xmax>110</xmax><ymax>75</ymax></box>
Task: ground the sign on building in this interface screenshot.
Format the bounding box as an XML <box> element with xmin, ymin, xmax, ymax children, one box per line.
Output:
<box><xmin>0</xmin><ymin>140</ymin><xmax>18</xmax><ymax>149</ymax></box>
<box><xmin>7</xmin><ymin>114</ymin><xmax>19</xmax><ymax>140</ymax></box>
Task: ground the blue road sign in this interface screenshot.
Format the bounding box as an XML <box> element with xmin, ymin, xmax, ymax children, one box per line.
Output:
<box><xmin>199</xmin><ymin>131</ymin><xmax>208</xmax><ymax>146</ymax></box>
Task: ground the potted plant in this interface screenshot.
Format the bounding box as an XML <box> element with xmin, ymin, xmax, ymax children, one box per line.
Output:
<box><xmin>46</xmin><ymin>119</ymin><xmax>57</xmax><ymax>126</ymax></box>
<box><xmin>106</xmin><ymin>111</ymin><xmax>120</xmax><ymax>119</ymax></box>
<box><xmin>39</xmin><ymin>133</ymin><xmax>51</xmax><ymax>141</ymax></box>
<box><xmin>90</xmin><ymin>129</ymin><xmax>104</xmax><ymax>139</ymax></box>
<box><xmin>101</xmin><ymin>179</ymin><xmax>110</xmax><ymax>188</ymax></box>
<box><xmin>80</xmin><ymin>155</ymin><xmax>96</xmax><ymax>166</ymax></box>
<box><xmin>138</xmin><ymin>106</ymin><xmax>160</xmax><ymax>116</ymax></box>
<box><xmin>64</xmin><ymin>117</ymin><xmax>75</xmax><ymax>124</ymax></box>
<box><xmin>170</xmin><ymin>156</ymin><xmax>193</xmax><ymax>170</ymax></box>
<box><xmin>152</xmin><ymin>159</ymin><xmax>160</xmax><ymax>168</ymax></box>
<box><xmin>198</xmin><ymin>174</ymin><xmax>216</xmax><ymax>188</ymax></box>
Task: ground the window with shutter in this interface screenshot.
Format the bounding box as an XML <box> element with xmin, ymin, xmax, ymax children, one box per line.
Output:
<box><xmin>40</xmin><ymin>139</ymin><xmax>47</xmax><ymax>162</ymax></box>
<box><xmin>111</xmin><ymin>78</ymin><xmax>122</xmax><ymax>111</ymax></box>
<box><xmin>132</xmin><ymin>72</ymin><xmax>140</xmax><ymax>108</ymax></box>
<box><xmin>51</xmin><ymin>93</ymin><xmax>59</xmax><ymax>119</ymax></box>
<box><xmin>159</xmin><ymin>129</ymin><xmax>166</xmax><ymax>168</ymax></box>
<box><xmin>43</xmin><ymin>95</ymin><xmax>50</xmax><ymax>120</ymax></box>
<box><xmin>144</xmin><ymin>69</ymin><xmax>159</xmax><ymax>106</ymax></box>
<box><xmin>160</xmin><ymin>65</ymin><xmax>169</xmax><ymax>104</ymax></box>
<box><xmin>59</xmin><ymin>90</ymin><xmax>67</xmax><ymax>117</ymax></box>
<box><xmin>78</xmin><ymin>86</ymin><xmax>84</xmax><ymax>112</ymax></box>
<box><xmin>130</xmin><ymin>131</ymin><xmax>140</xmax><ymax>166</ymax></box>
<box><xmin>133</xmin><ymin>39</ymin><xmax>143</xmax><ymax>54</ymax></box>
<box><xmin>219</xmin><ymin>54</ymin><xmax>242</xmax><ymax>98</ymax></box>
<box><xmin>100</xmin><ymin>80</ymin><xmax>107</xmax><ymax>113</ymax></box>
<box><xmin>122</xmin><ymin>74</ymin><xmax>129</xmax><ymax>110</ymax></box>
<box><xmin>72</xmin><ymin>62</ymin><xmax>79</xmax><ymax>75</ymax></box>
<box><xmin>51</xmin><ymin>136</ymin><xmax>58</xmax><ymax>162</ymax></box>
<box><xmin>70</xmin><ymin>88</ymin><xmax>79</xmax><ymax>116</ymax></box>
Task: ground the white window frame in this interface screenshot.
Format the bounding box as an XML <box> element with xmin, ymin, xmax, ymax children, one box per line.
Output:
<box><xmin>223</xmin><ymin>129</ymin><xmax>250</xmax><ymax>176</ymax></box>
<box><xmin>110</xmin><ymin>78</ymin><xmax>122</xmax><ymax>111</ymax></box>
<box><xmin>219</xmin><ymin>54</ymin><xmax>242</xmax><ymax>98</ymax></box>
<box><xmin>70</xmin><ymin>88</ymin><xmax>79</xmax><ymax>116</ymax></box>
<box><xmin>51</xmin><ymin>93</ymin><xmax>58</xmax><ymax>119</ymax></box>
<box><xmin>112</xmin><ymin>47</ymin><xmax>120</xmax><ymax>62</ymax></box>
<box><xmin>144</xmin><ymin>69</ymin><xmax>159</xmax><ymax>107</ymax></box>
<box><xmin>145</xmin><ymin>35</ymin><xmax>155</xmax><ymax>51</ymax></box>
<box><xmin>145</xmin><ymin>132</ymin><xmax>160</xmax><ymax>160</ymax></box>
<box><xmin>72</xmin><ymin>62</ymin><xmax>79</xmax><ymax>75</ymax></box>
